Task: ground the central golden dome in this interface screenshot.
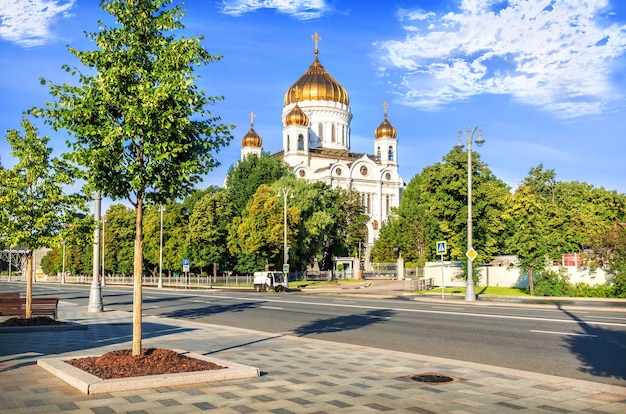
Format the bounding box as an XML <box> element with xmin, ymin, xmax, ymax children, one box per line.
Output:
<box><xmin>284</xmin><ymin>35</ymin><xmax>349</xmax><ymax>106</ymax></box>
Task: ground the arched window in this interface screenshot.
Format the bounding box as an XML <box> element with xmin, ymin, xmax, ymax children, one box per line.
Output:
<box><xmin>376</xmin><ymin>147</ymin><xmax>381</xmax><ymax>161</ymax></box>
<box><xmin>388</xmin><ymin>146</ymin><xmax>394</xmax><ymax>161</ymax></box>
<box><xmin>331</xmin><ymin>124</ymin><xmax>336</xmax><ymax>143</ymax></box>
<box><xmin>372</xmin><ymin>220</ymin><xmax>379</xmax><ymax>230</ymax></box>
<box><xmin>318</xmin><ymin>123</ymin><xmax>324</xmax><ymax>141</ymax></box>
<box><xmin>342</xmin><ymin>125</ymin><xmax>345</xmax><ymax>145</ymax></box>
<box><xmin>286</xmin><ymin>135</ymin><xmax>290</xmax><ymax>151</ymax></box>
<box><xmin>386</xmin><ymin>195</ymin><xmax>390</xmax><ymax>215</ymax></box>
<box><xmin>298</xmin><ymin>134</ymin><xmax>304</xmax><ymax>150</ymax></box>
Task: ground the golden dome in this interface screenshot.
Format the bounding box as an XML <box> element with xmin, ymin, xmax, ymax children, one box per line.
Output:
<box><xmin>284</xmin><ymin>33</ymin><xmax>349</xmax><ymax>106</ymax></box>
<box><xmin>242</xmin><ymin>127</ymin><xmax>262</xmax><ymax>147</ymax></box>
<box><xmin>374</xmin><ymin>102</ymin><xmax>397</xmax><ymax>139</ymax></box>
<box><xmin>241</xmin><ymin>112</ymin><xmax>262</xmax><ymax>147</ymax></box>
<box><xmin>284</xmin><ymin>102</ymin><xmax>309</xmax><ymax>126</ymax></box>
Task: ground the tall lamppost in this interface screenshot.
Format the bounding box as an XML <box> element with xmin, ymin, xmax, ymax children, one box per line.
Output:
<box><xmin>88</xmin><ymin>191</ymin><xmax>104</xmax><ymax>312</ymax></box>
<box><xmin>61</xmin><ymin>240</ymin><xmax>66</xmax><ymax>284</ymax></box>
<box><xmin>158</xmin><ymin>204</ymin><xmax>165</xmax><ymax>289</ymax></box>
<box><xmin>101</xmin><ymin>217</ymin><xmax>106</xmax><ymax>287</ymax></box>
<box><xmin>277</xmin><ymin>188</ymin><xmax>294</xmax><ymax>289</ymax></box>
<box><xmin>455</xmin><ymin>126</ymin><xmax>484</xmax><ymax>302</ymax></box>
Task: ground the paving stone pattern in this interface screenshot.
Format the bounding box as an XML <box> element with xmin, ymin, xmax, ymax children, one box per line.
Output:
<box><xmin>1</xmin><ymin>302</ymin><xmax>625</xmax><ymax>413</ymax></box>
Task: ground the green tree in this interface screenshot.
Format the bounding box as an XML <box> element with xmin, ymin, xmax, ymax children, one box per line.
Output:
<box><xmin>0</xmin><ymin>118</ymin><xmax>85</xmax><ymax>316</ymax></box>
<box><xmin>228</xmin><ymin>184</ymin><xmax>300</xmax><ymax>274</ymax></box>
<box><xmin>383</xmin><ymin>149</ymin><xmax>510</xmax><ymax>271</ymax></box>
<box><xmin>188</xmin><ymin>189</ymin><xmax>235</xmax><ymax>277</ymax></box>
<box><xmin>37</xmin><ymin>0</ymin><xmax>232</xmax><ymax>355</ymax></box>
<box><xmin>225</xmin><ymin>153</ymin><xmax>292</xmax><ymax>214</ymax></box>
<box><xmin>506</xmin><ymin>166</ymin><xmax>557</xmax><ymax>294</ymax></box>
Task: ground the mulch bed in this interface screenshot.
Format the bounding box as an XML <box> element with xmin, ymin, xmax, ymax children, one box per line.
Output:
<box><xmin>0</xmin><ymin>316</ymin><xmax>66</xmax><ymax>326</ymax></box>
<box><xmin>67</xmin><ymin>348</ymin><xmax>227</xmax><ymax>379</ymax></box>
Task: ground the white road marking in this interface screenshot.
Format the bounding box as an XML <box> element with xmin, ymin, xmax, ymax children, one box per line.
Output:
<box><xmin>530</xmin><ymin>330</ymin><xmax>598</xmax><ymax>337</ymax></box>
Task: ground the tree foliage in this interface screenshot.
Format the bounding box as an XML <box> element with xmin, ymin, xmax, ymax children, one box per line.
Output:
<box><xmin>0</xmin><ymin>118</ymin><xmax>85</xmax><ymax>316</ymax></box>
<box><xmin>225</xmin><ymin>153</ymin><xmax>292</xmax><ymax>214</ymax></box>
<box><xmin>35</xmin><ymin>0</ymin><xmax>232</xmax><ymax>355</ymax></box>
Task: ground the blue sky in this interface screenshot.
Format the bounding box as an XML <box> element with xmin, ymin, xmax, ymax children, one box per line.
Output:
<box><xmin>1</xmin><ymin>0</ymin><xmax>626</xmax><ymax>203</ymax></box>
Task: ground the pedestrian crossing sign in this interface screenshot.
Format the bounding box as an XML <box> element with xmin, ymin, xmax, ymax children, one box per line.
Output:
<box><xmin>436</xmin><ymin>241</ymin><xmax>447</xmax><ymax>255</ymax></box>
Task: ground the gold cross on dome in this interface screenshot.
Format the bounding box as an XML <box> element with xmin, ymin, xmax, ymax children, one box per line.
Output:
<box><xmin>312</xmin><ymin>32</ymin><xmax>322</xmax><ymax>52</ymax></box>
<box><xmin>383</xmin><ymin>102</ymin><xmax>388</xmax><ymax>117</ymax></box>
<box><xmin>248</xmin><ymin>111</ymin><xmax>255</xmax><ymax>126</ymax></box>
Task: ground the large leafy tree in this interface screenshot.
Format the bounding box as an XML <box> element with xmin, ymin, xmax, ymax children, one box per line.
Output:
<box><xmin>382</xmin><ymin>149</ymin><xmax>510</xmax><ymax>270</ymax></box>
<box><xmin>36</xmin><ymin>0</ymin><xmax>232</xmax><ymax>355</ymax></box>
<box><xmin>188</xmin><ymin>189</ymin><xmax>235</xmax><ymax>277</ymax></box>
<box><xmin>228</xmin><ymin>184</ymin><xmax>300</xmax><ymax>274</ymax></box>
<box><xmin>0</xmin><ymin>118</ymin><xmax>85</xmax><ymax>316</ymax></box>
<box><xmin>225</xmin><ymin>153</ymin><xmax>292</xmax><ymax>214</ymax></box>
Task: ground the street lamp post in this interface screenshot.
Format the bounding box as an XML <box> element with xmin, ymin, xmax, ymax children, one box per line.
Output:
<box><xmin>455</xmin><ymin>126</ymin><xmax>485</xmax><ymax>302</ymax></box>
<box><xmin>277</xmin><ymin>188</ymin><xmax>294</xmax><ymax>289</ymax></box>
<box><xmin>101</xmin><ymin>217</ymin><xmax>106</xmax><ymax>287</ymax></box>
<box><xmin>88</xmin><ymin>191</ymin><xmax>104</xmax><ymax>312</ymax></box>
<box><xmin>158</xmin><ymin>204</ymin><xmax>165</xmax><ymax>289</ymax></box>
<box><xmin>61</xmin><ymin>240</ymin><xmax>66</xmax><ymax>284</ymax></box>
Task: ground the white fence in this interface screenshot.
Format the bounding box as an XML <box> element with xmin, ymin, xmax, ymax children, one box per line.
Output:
<box><xmin>423</xmin><ymin>261</ymin><xmax>613</xmax><ymax>288</ymax></box>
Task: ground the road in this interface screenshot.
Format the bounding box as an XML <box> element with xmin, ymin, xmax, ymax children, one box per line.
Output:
<box><xmin>5</xmin><ymin>282</ymin><xmax>626</xmax><ymax>387</ymax></box>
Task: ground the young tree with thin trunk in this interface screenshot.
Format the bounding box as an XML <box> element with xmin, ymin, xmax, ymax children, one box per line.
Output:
<box><xmin>35</xmin><ymin>0</ymin><xmax>232</xmax><ymax>355</ymax></box>
<box><xmin>0</xmin><ymin>118</ymin><xmax>85</xmax><ymax>316</ymax></box>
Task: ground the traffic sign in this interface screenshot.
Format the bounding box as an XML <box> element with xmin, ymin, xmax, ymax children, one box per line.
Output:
<box><xmin>182</xmin><ymin>259</ymin><xmax>190</xmax><ymax>272</ymax></box>
<box><xmin>283</xmin><ymin>263</ymin><xmax>290</xmax><ymax>274</ymax></box>
<box><xmin>436</xmin><ymin>241</ymin><xmax>447</xmax><ymax>255</ymax></box>
<box><xmin>466</xmin><ymin>248</ymin><xmax>478</xmax><ymax>261</ymax></box>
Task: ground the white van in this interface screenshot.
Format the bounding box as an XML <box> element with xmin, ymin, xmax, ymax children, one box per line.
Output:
<box><xmin>253</xmin><ymin>271</ymin><xmax>285</xmax><ymax>292</ymax></box>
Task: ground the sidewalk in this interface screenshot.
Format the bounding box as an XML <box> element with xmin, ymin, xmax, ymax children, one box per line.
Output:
<box><xmin>1</xmin><ymin>300</ymin><xmax>626</xmax><ymax>413</ymax></box>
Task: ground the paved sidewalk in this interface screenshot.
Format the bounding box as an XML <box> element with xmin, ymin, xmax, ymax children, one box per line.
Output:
<box><xmin>1</xmin><ymin>300</ymin><xmax>625</xmax><ymax>413</ymax></box>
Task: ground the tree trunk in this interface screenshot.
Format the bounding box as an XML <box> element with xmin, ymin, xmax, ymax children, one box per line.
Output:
<box><xmin>26</xmin><ymin>251</ymin><xmax>33</xmax><ymax>318</ymax></box>
<box><xmin>528</xmin><ymin>266</ymin><xmax>535</xmax><ymax>295</ymax></box>
<box><xmin>132</xmin><ymin>199</ymin><xmax>144</xmax><ymax>356</ymax></box>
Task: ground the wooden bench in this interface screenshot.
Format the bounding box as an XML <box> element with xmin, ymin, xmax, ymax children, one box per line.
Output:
<box><xmin>0</xmin><ymin>297</ymin><xmax>59</xmax><ymax>319</ymax></box>
<box><xmin>0</xmin><ymin>292</ymin><xmax>20</xmax><ymax>300</ymax></box>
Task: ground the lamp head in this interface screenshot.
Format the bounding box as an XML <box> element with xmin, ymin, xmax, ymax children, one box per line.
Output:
<box><xmin>454</xmin><ymin>135</ymin><xmax>464</xmax><ymax>151</ymax></box>
<box><xmin>475</xmin><ymin>127</ymin><xmax>485</xmax><ymax>146</ymax></box>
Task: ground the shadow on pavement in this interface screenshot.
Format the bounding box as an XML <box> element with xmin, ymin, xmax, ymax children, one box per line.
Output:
<box><xmin>559</xmin><ymin>306</ymin><xmax>626</xmax><ymax>381</ymax></box>
<box><xmin>293</xmin><ymin>309</ymin><xmax>395</xmax><ymax>336</ymax></box>
<box><xmin>0</xmin><ymin>321</ymin><xmax>195</xmax><ymax>373</ymax></box>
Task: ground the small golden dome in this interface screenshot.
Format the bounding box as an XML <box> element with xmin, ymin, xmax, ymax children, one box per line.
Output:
<box><xmin>284</xmin><ymin>33</ymin><xmax>349</xmax><ymax>106</ymax></box>
<box><xmin>242</xmin><ymin>127</ymin><xmax>262</xmax><ymax>147</ymax></box>
<box><xmin>374</xmin><ymin>102</ymin><xmax>397</xmax><ymax>139</ymax></box>
<box><xmin>284</xmin><ymin>102</ymin><xmax>309</xmax><ymax>126</ymax></box>
<box><xmin>241</xmin><ymin>112</ymin><xmax>262</xmax><ymax>147</ymax></box>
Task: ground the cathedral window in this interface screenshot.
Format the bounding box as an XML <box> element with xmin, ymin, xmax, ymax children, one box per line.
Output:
<box><xmin>376</xmin><ymin>147</ymin><xmax>381</xmax><ymax>161</ymax></box>
<box><xmin>286</xmin><ymin>135</ymin><xmax>290</xmax><ymax>151</ymax></box>
<box><xmin>386</xmin><ymin>195</ymin><xmax>390</xmax><ymax>215</ymax></box>
<box><xmin>372</xmin><ymin>220</ymin><xmax>378</xmax><ymax>230</ymax></box>
<box><xmin>318</xmin><ymin>123</ymin><xmax>324</xmax><ymax>141</ymax></box>
<box><xmin>388</xmin><ymin>146</ymin><xmax>394</xmax><ymax>161</ymax></box>
<box><xmin>342</xmin><ymin>125</ymin><xmax>345</xmax><ymax>145</ymax></box>
<box><xmin>331</xmin><ymin>124</ymin><xmax>336</xmax><ymax>143</ymax></box>
<box><xmin>298</xmin><ymin>134</ymin><xmax>304</xmax><ymax>150</ymax></box>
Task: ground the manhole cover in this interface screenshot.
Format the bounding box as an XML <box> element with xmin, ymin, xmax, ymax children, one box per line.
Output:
<box><xmin>399</xmin><ymin>372</ymin><xmax>465</xmax><ymax>385</ymax></box>
<box><xmin>410</xmin><ymin>374</ymin><xmax>454</xmax><ymax>383</ymax></box>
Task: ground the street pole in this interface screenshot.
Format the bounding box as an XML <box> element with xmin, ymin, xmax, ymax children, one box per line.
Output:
<box><xmin>277</xmin><ymin>188</ymin><xmax>293</xmax><ymax>289</ymax></box>
<box><xmin>101</xmin><ymin>217</ymin><xmax>106</xmax><ymax>287</ymax></box>
<box><xmin>88</xmin><ymin>191</ymin><xmax>104</xmax><ymax>312</ymax></box>
<box><xmin>455</xmin><ymin>126</ymin><xmax>484</xmax><ymax>302</ymax></box>
<box><xmin>62</xmin><ymin>241</ymin><xmax>65</xmax><ymax>284</ymax></box>
<box><xmin>158</xmin><ymin>204</ymin><xmax>165</xmax><ymax>289</ymax></box>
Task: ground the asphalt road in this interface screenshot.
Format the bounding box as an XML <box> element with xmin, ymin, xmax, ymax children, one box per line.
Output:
<box><xmin>5</xmin><ymin>282</ymin><xmax>626</xmax><ymax>387</ymax></box>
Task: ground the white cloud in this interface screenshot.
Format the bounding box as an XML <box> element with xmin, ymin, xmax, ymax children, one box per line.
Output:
<box><xmin>377</xmin><ymin>0</ymin><xmax>626</xmax><ymax>117</ymax></box>
<box><xmin>0</xmin><ymin>0</ymin><xmax>74</xmax><ymax>47</ymax></box>
<box><xmin>220</xmin><ymin>0</ymin><xmax>329</xmax><ymax>20</ymax></box>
